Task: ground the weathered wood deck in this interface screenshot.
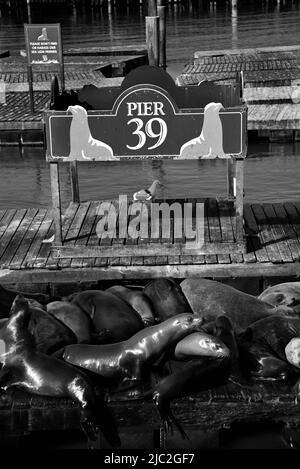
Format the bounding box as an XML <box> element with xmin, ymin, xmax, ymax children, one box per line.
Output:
<box><xmin>1</xmin><ymin>380</ymin><xmax>299</xmax><ymax>448</ymax></box>
<box><xmin>177</xmin><ymin>45</ymin><xmax>300</xmax><ymax>136</ymax></box>
<box><xmin>1</xmin><ymin>199</ymin><xmax>300</xmax><ymax>284</ymax></box>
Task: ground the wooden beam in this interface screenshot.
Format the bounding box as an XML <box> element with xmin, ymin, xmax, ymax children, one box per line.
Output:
<box><xmin>70</xmin><ymin>161</ymin><xmax>80</xmax><ymax>203</ymax></box>
<box><xmin>51</xmin><ymin>241</ymin><xmax>245</xmax><ymax>258</ymax></box>
<box><xmin>1</xmin><ymin>262</ymin><xmax>300</xmax><ymax>284</ymax></box>
<box><xmin>50</xmin><ymin>163</ymin><xmax>62</xmax><ymax>245</ymax></box>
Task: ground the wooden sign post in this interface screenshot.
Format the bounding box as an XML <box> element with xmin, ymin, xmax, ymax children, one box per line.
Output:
<box><xmin>24</xmin><ymin>23</ymin><xmax>64</xmax><ymax>113</ymax></box>
<box><xmin>45</xmin><ymin>66</ymin><xmax>247</xmax><ymax>259</ymax></box>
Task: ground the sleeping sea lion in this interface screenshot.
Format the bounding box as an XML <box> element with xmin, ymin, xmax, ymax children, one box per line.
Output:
<box><xmin>70</xmin><ymin>290</ymin><xmax>144</xmax><ymax>343</ymax></box>
<box><xmin>61</xmin><ymin>314</ymin><xmax>204</xmax><ymax>387</ymax></box>
<box><xmin>0</xmin><ymin>295</ymin><xmax>120</xmax><ymax>446</ymax></box>
<box><xmin>144</xmin><ymin>279</ymin><xmax>193</xmax><ymax>322</ymax></box>
<box><xmin>106</xmin><ymin>285</ymin><xmax>156</xmax><ymax>326</ymax></box>
<box><xmin>47</xmin><ymin>301</ymin><xmax>94</xmax><ymax>344</ymax></box>
<box><xmin>153</xmin><ymin>315</ymin><xmax>240</xmax><ymax>438</ymax></box>
<box><xmin>237</xmin><ymin>315</ymin><xmax>300</xmax><ymax>381</ymax></box>
<box><xmin>0</xmin><ymin>284</ymin><xmax>53</xmax><ymax>319</ymax></box>
<box><xmin>180</xmin><ymin>278</ymin><xmax>295</xmax><ymax>332</ymax></box>
<box><xmin>258</xmin><ymin>282</ymin><xmax>300</xmax><ymax>314</ymax></box>
<box><xmin>0</xmin><ymin>306</ymin><xmax>76</xmax><ymax>355</ymax></box>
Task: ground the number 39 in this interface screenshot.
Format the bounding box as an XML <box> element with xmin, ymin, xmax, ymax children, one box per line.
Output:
<box><xmin>126</xmin><ymin>118</ymin><xmax>167</xmax><ymax>151</ymax></box>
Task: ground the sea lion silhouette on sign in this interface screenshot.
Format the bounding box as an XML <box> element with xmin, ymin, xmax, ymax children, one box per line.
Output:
<box><xmin>178</xmin><ymin>102</ymin><xmax>227</xmax><ymax>159</ymax></box>
<box><xmin>67</xmin><ymin>105</ymin><xmax>116</xmax><ymax>161</ymax></box>
<box><xmin>38</xmin><ymin>28</ymin><xmax>49</xmax><ymax>41</ymax></box>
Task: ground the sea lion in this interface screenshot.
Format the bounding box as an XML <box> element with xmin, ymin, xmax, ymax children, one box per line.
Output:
<box><xmin>106</xmin><ymin>285</ymin><xmax>156</xmax><ymax>326</ymax></box>
<box><xmin>0</xmin><ymin>284</ymin><xmax>53</xmax><ymax>319</ymax></box>
<box><xmin>144</xmin><ymin>279</ymin><xmax>193</xmax><ymax>322</ymax></box>
<box><xmin>0</xmin><ymin>306</ymin><xmax>76</xmax><ymax>356</ymax></box>
<box><xmin>180</xmin><ymin>278</ymin><xmax>295</xmax><ymax>332</ymax></box>
<box><xmin>237</xmin><ymin>315</ymin><xmax>300</xmax><ymax>380</ymax></box>
<box><xmin>0</xmin><ymin>295</ymin><xmax>120</xmax><ymax>446</ymax></box>
<box><xmin>153</xmin><ymin>315</ymin><xmax>240</xmax><ymax>438</ymax></box>
<box><xmin>61</xmin><ymin>314</ymin><xmax>204</xmax><ymax>387</ymax></box>
<box><xmin>70</xmin><ymin>290</ymin><xmax>144</xmax><ymax>343</ymax></box>
<box><xmin>258</xmin><ymin>282</ymin><xmax>300</xmax><ymax>314</ymax></box>
<box><xmin>67</xmin><ymin>105</ymin><xmax>115</xmax><ymax>161</ymax></box>
<box><xmin>173</xmin><ymin>331</ymin><xmax>230</xmax><ymax>361</ymax></box>
<box><xmin>178</xmin><ymin>102</ymin><xmax>226</xmax><ymax>159</ymax></box>
<box><xmin>47</xmin><ymin>301</ymin><xmax>94</xmax><ymax>344</ymax></box>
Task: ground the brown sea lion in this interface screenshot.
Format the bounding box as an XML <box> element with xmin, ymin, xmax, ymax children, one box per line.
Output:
<box><xmin>47</xmin><ymin>301</ymin><xmax>93</xmax><ymax>344</ymax></box>
<box><xmin>70</xmin><ymin>290</ymin><xmax>144</xmax><ymax>343</ymax></box>
<box><xmin>258</xmin><ymin>282</ymin><xmax>300</xmax><ymax>314</ymax></box>
<box><xmin>180</xmin><ymin>278</ymin><xmax>295</xmax><ymax>332</ymax></box>
<box><xmin>0</xmin><ymin>295</ymin><xmax>120</xmax><ymax>446</ymax></box>
<box><xmin>0</xmin><ymin>307</ymin><xmax>76</xmax><ymax>355</ymax></box>
<box><xmin>153</xmin><ymin>315</ymin><xmax>240</xmax><ymax>438</ymax></box>
<box><xmin>144</xmin><ymin>279</ymin><xmax>193</xmax><ymax>322</ymax></box>
<box><xmin>106</xmin><ymin>285</ymin><xmax>156</xmax><ymax>326</ymax></box>
<box><xmin>237</xmin><ymin>315</ymin><xmax>300</xmax><ymax>381</ymax></box>
<box><xmin>0</xmin><ymin>284</ymin><xmax>54</xmax><ymax>319</ymax></box>
<box><xmin>61</xmin><ymin>314</ymin><xmax>204</xmax><ymax>387</ymax></box>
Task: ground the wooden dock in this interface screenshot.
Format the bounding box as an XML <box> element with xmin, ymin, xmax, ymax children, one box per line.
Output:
<box><xmin>1</xmin><ymin>379</ymin><xmax>299</xmax><ymax>449</ymax></box>
<box><xmin>1</xmin><ymin>199</ymin><xmax>300</xmax><ymax>285</ymax></box>
<box><xmin>177</xmin><ymin>45</ymin><xmax>300</xmax><ymax>140</ymax></box>
<box><xmin>0</xmin><ymin>46</ymin><xmax>146</xmax><ymax>142</ymax></box>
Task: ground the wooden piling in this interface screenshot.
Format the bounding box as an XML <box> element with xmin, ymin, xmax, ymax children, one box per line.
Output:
<box><xmin>158</xmin><ymin>5</ymin><xmax>166</xmax><ymax>69</ymax></box>
<box><xmin>146</xmin><ymin>16</ymin><xmax>159</xmax><ymax>67</ymax></box>
<box><xmin>148</xmin><ymin>0</ymin><xmax>157</xmax><ymax>16</ymax></box>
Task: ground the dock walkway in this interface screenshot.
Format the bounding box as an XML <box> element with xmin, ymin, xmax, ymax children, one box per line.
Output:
<box><xmin>177</xmin><ymin>45</ymin><xmax>300</xmax><ymax>138</ymax></box>
<box><xmin>0</xmin><ymin>46</ymin><xmax>146</xmax><ymax>139</ymax></box>
<box><xmin>0</xmin><ymin>199</ymin><xmax>300</xmax><ymax>284</ymax></box>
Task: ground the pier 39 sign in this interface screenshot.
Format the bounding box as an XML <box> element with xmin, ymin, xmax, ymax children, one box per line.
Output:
<box><xmin>45</xmin><ymin>66</ymin><xmax>247</xmax><ymax>161</ymax></box>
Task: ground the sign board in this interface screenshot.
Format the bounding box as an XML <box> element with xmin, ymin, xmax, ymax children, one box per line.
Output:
<box><xmin>45</xmin><ymin>66</ymin><xmax>247</xmax><ymax>161</ymax></box>
<box><xmin>24</xmin><ymin>23</ymin><xmax>62</xmax><ymax>65</ymax></box>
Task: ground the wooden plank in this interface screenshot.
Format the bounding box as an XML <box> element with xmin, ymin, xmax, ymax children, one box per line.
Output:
<box><xmin>251</xmin><ymin>203</ymin><xmax>283</xmax><ymax>263</ymax></box>
<box><xmin>35</xmin><ymin>203</ymin><xmax>78</xmax><ymax>269</ymax></box>
<box><xmin>273</xmin><ymin>203</ymin><xmax>300</xmax><ymax>261</ymax></box>
<box><xmin>70</xmin><ymin>160</ymin><xmax>80</xmax><ymax>204</ymax></box>
<box><xmin>70</xmin><ymin>202</ymin><xmax>99</xmax><ymax>269</ymax></box>
<box><xmin>208</xmin><ymin>198</ymin><xmax>231</xmax><ymax>264</ymax></box>
<box><xmin>252</xmin><ymin>203</ymin><xmax>282</xmax><ymax>263</ymax></box>
<box><xmin>9</xmin><ymin>209</ymin><xmax>48</xmax><ymax>269</ymax></box>
<box><xmin>0</xmin><ymin>209</ymin><xmax>7</xmax><ymax>225</ymax></box>
<box><xmin>0</xmin><ymin>209</ymin><xmax>27</xmax><ymax>263</ymax></box>
<box><xmin>284</xmin><ymin>203</ymin><xmax>300</xmax><ymax>253</ymax></box>
<box><xmin>262</xmin><ymin>204</ymin><xmax>293</xmax><ymax>263</ymax></box>
<box><xmin>242</xmin><ymin>204</ymin><xmax>261</xmax><ymax>263</ymax></box>
<box><xmin>23</xmin><ymin>213</ymin><xmax>53</xmax><ymax>269</ymax></box>
<box><xmin>58</xmin><ymin>201</ymin><xmax>90</xmax><ymax>269</ymax></box>
<box><xmin>0</xmin><ymin>209</ymin><xmax>17</xmax><ymax>239</ymax></box>
<box><xmin>1</xmin><ymin>208</ymin><xmax>39</xmax><ymax>268</ymax></box>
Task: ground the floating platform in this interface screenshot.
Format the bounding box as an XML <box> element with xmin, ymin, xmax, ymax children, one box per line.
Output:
<box><xmin>0</xmin><ymin>199</ymin><xmax>300</xmax><ymax>284</ymax></box>
<box><xmin>177</xmin><ymin>45</ymin><xmax>300</xmax><ymax>141</ymax></box>
<box><xmin>0</xmin><ymin>380</ymin><xmax>299</xmax><ymax>448</ymax></box>
<box><xmin>0</xmin><ymin>46</ymin><xmax>147</xmax><ymax>143</ymax></box>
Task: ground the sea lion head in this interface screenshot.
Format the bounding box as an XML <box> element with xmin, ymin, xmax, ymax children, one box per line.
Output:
<box><xmin>204</xmin><ymin>102</ymin><xmax>224</xmax><ymax>115</ymax></box>
<box><xmin>67</xmin><ymin>105</ymin><xmax>88</xmax><ymax>125</ymax></box>
<box><xmin>9</xmin><ymin>295</ymin><xmax>31</xmax><ymax>330</ymax></box>
<box><xmin>171</xmin><ymin>313</ymin><xmax>203</xmax><ymax>332</ymax></box>
<box><xmin>285</xmin><ymin>338</ymin><xmax>300</xmax><ymax>368</ymax></box>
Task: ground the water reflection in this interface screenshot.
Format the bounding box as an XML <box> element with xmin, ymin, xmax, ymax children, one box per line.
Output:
<box><xmin>0</xmin><ymin>142</ymin><xmax>299</xmax><ymax>209</ymax></box>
